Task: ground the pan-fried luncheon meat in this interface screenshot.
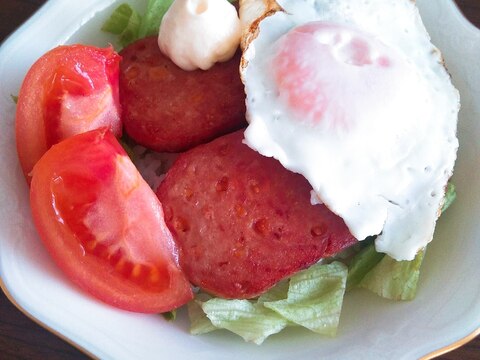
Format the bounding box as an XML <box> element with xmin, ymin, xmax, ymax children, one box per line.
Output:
<box><xmin>157</xmin><ymin>131</ymin><xmax>357</xmax><ymax>299</ymax></box>
<box><xmin>119</xmin><ymin>36</ymin><xmax>247</xmax><ymax>153</ymax></box>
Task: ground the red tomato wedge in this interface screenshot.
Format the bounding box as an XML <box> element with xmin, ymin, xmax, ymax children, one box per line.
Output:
<box><xmin>30</xmin><ymin>128</ymin><xmax>192</xmax><ymax>313</ymax></box>
<box><xmin>16</xmin><ymin>45</ymin><xmax>122</xmax><ymax>183</ymax></box>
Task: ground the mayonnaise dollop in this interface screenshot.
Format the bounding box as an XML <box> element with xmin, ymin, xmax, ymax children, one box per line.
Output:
<box><xmin>158</xmin><ymin>0</ymin><xmax>241</xmax><ymax>71</ymax></box>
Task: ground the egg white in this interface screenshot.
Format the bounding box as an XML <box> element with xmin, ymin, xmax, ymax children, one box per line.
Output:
<box><xmin>240</xmin><ymin>0</ymin><xmax>459</xmax><ymax>261</ymax></box>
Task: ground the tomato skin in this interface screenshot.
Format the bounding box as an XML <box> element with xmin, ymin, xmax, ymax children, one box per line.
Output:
<box><xmin>30</xmin><ymin>128</ymin><xmax>192</xmax><ymax>313</ymax></box>
<box><xmin>16</xmin><ymin>45</ymin><xmax>122</xmax><ymax>183</ymax></box>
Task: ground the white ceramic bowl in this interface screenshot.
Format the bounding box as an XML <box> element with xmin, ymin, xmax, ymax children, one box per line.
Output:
<box><xmin>1</xmin><ymin>1</ymin><xmax>479</xmax><ymax>359</ymax></box>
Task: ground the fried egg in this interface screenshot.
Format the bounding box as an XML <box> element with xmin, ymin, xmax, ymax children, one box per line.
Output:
<box><xmin>239</xmin><ymin>0</ymin><xmax>460</xmax><ymax>260</ymax></box>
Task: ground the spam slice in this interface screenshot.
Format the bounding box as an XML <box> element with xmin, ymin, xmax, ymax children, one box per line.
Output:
<box><xmin>156</xmin><ymin>130</ymin><xmax>357</xmax><ymax>299</ymax></box>
<box><xmin>119</xmin><ymin>36</ymin><xmax>247</xmax><ymax>152</ymax></box>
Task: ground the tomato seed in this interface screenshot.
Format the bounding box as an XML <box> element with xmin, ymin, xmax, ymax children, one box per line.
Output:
<box><xmin>149</xmin><ymin>267</ymin><xmax>160</xmax><ymax>283</ymax></box>
<box><xmin>115</xmin><ymin>258</ymin><xmax>127</xmax><ymax>272</ymax></box>
<box><xmin>131</xmin><ymin>264</ymin><xmax>142</xmax><ymax>278</ymax></box>
<box><xmin>85</xmin><ymin>240</ymin><xmax>97</xmax><ymax>252</ymax></box>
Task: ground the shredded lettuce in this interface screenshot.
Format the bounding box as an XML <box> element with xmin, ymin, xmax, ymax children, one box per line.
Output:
<box><xmin>118</xmin><ymin>138</ymin><xmax>136</xmax><ymax>160</ymax></box>
<box><xmin>346</xmin><ymin>238</ymin><xmax>385</xmax><ymax>290</ymax></box>
<box><xmin>442</xmin><ymin>182</ymin><xmax>456</xmax><ymax>213</ymax></box>
<box><xmin>101</xmin><ymin>3</ymin><xmax>142</xmax><ymax>48</ymax></box>
<box><xmin>263</xmin><ymin>261</ymin><xmax>347</xmax><ymax>336</ymax></box>
<box><xmin>189</xmin><ymin>262</ymin><xmax>347</xmax><ymax>344</ymax></box>
<box><xmin>187</xmin><ymin>293</ymin><xmax>219</xmax><ymax>335</ymax></box>
<box><xmin>200</xmin><ymin>299</ymin><xmax>289</xmax><ymax>344</ymax></box>
<box><xmin>188</xmin><ymin>291</ymin><xmax>288</xmax><ymax>343</ymax></box>
<box><xmin>138</xmin><ymin>0</ymin><xmax>175</xmax><ymax>38</ymax></box>
<box><xmin>359</xmin><ymin>250</ymin><xmax>425</xmax><ymax>301</ymax></box>
<box><xmin>161</xmin><ymin>309</ymin><xmax>177</xmax><ymax>320</ymax></box>
<box><xmin>257</xmin><ymin>280</ymin><xmax>289</xmax><ymax>303</ymax></box>
<box><xmin>102</xmin><ymin>0</ymin><xmax>174</xmax><ymax>48</ymax></box>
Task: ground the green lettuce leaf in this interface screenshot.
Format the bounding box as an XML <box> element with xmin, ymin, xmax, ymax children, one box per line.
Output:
<box><xmin>442</xmin><ymin>182</ymin><xmax>456</xmax><ymax>213</ymax></box>
<box><xmin>359</xmin><ymin>250</ymin><xmax>425</xmax><ymax>301</ymax></box>
<box><xmin>118</xmin><ymin>137</ymin><xmax>136</xmax><ymax>160</ymax></box>
<box><xmin>200</xmin><ymin>299</ymin><xmax>288</xmax><ymax>344</ymax></box>
<box><xmin>161</xmin><ymin>309</ymin><xmax>177</xmax><ymax>321</ymax></box>
<box><xmin>101</xmin><ymin>3</ymin><xmax>142</xmax><ymax>48</ymax></box>
<box><xmin>101</xmin><ymin>0</ymin><xmax>173</xmax><ymax>48</ymax></box>
<box><xmin>346</xmin><ymin>239</ymin><xmax>385</xmax><ymax>290</ymax></box>
<box><xmin>187</xmin><ymin>293</ymin><xmax>218</xmax><ymax>335</ymax></box>
<box><xmin>263</xmin><ymin>261</ymin><xmax>347</xmax><ymax>336</ymax></box>
<box><xmin>189</xmin><ymin>262</ymin><xmax>348</xmax><ymax>343</ymax></box>
<box><xmin>257</xmin><ymin>280</ymin><xmax>289</xmax><ymax>303</ymax></box>
<box><xmin>138</xmin><ymin>0</ymin><xmax>175</xmax><ymax>38</ymax></box>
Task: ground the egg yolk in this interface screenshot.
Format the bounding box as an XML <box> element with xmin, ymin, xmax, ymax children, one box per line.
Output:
<box><xmin>271</xmin><ymin>22</ymin><xmax>408</xmax><ymax>130</ymax></box>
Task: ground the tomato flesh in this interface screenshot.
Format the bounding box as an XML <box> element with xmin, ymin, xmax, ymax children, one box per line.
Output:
<box><xmin>30</xmin><ymin>128</ymin><xmax>192</xmax><ymax>313</ymax></box>
<box><xmin>16</xmin><ymin>45</ymin><xmax>122</xmax><ymax>182</ymax></box>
